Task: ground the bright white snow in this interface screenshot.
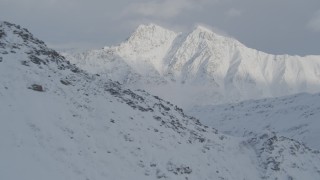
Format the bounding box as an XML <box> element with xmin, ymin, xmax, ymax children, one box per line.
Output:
<box><xmin>1</xmin><ymin>21</ymin><xmax>320</xmax><ymax>180</ymax></box>
<box><xmin>63</xmin><ymin>24</ymin><xmax>320</xmax><ymax>108</ymax></box>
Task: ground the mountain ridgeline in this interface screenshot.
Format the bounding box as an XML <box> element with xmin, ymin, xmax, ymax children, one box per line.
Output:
<box><xmin>1</xmin><ymin>21</ymin><xmax>320</xmax><ymax>179</ymax></box>
<box><xmin>64</xmin><ymin>24</ymin><xmax>320</xmax><ymax>108</ymax></box>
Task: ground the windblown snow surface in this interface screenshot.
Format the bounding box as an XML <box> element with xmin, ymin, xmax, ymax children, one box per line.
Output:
<box><xmin>2</xmin><ymin>21</ymin><xmax>320</xmax><ymax>180</ymax></box>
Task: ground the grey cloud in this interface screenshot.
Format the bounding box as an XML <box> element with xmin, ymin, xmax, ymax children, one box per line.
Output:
<box><xmin>123</xmin><ymin>0</ymin><xmax>192</xmax><ymax>19</ymax></box>
<box><xmin>226</xmin><ymin>8</ymin><xmax>242</xmax><ymax>18</ymax></box>
<box><xmin>307</xmin><ymin>10</ymin><xmax>320</xmax><ymax>32</ymax></box>
<box><xmin>122</xmin><ymin>0</ymin><xmax>215</xmax><ymax>19</ymax></box>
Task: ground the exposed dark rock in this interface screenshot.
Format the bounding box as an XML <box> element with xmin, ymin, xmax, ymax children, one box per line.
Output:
<box><xmin>154</xmin><ymin>103</ymin><xmax>170</xmax><ymax>112</ymax></box>
<box><xmin>156</xmin><ymin>169</ymin><xmax>167</xmax><ymax>179</ymax></box>
<box><xmin>0</xmin><ymin>21</ymin><xmax>75</xmax><ymax>72</ymax></box>
<box><xmin>29</xmin><ymin>84</ymin><xmax>44</xmax><ymax>92</ymax></box>
<box><xmin>71</xmin><ymin>66</ymin><xmax>81</xmax><ymax>73</ymax></box>
<box><xmin>0</xmin><ymin>29</ymin><xmax>5</xmax><ymax>39</ymax></box>
<box><xmin>29</xmin><ymin>55</ymin><xmax>46</xmax><ymax>65</ymax></box>
<box><xmin>60</xmin><ymin>79</ymin><xmax>71</xmax><ymax>86</ymax></box>
<box><xmin>167</xmin><ymin>162</ymin><xmax>192</xmax><ymax>175</ymax></box>
<box><xmin>21</xmin><ymin>60</ymin><xmax>29</xmax><ymax>66</ymax></box>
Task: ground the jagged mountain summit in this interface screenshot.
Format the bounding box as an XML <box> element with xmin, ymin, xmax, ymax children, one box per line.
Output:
<box><xmin>63</xmin><ymin>23</ymin><xmax>320</xmax><ymax>108</ymax></box>
<box><xmin>2</xmin><ymin>21</ymin><xmax>320</xmax><ymax>179</ymax></box>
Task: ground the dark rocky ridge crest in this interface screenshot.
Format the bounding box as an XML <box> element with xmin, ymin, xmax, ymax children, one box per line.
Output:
<box><xmin>0</xmin><ymin>21</ymin><xmax>79</xmax><ymax>72</ymax></box>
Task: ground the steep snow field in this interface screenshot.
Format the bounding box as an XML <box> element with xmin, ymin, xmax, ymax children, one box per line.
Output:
<box><xmin>63</xmin><ymin>24</ymin><xmax>320</xmax><ymax>108</ymax></box>
<box><xmin>2</xmin><ymin>21</ymin><xmax>320</xmax><ymax>180</ymax></box>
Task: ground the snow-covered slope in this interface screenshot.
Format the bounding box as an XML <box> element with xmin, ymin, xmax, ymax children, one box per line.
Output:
<box><xmin>63</xmin><ymin>24</ymin><xmax>177</xmax><ymax>85</ymax></box>
<box><xmin>2</xmin><ymin>21</ymin><xmax>320</xmax><ymax>179</ymax></box>
<box><xmin>62</xmin><ymin>49</ymin><xmax>143</xmax><ymax>84</ymax></box>
<box><xmin>112</xmin><ymin>24</ymin><xmax>177</xmax><ymax>74</ymax></box>
<box><xmin>189</xmin><ymin>93</ymin><xmax>320</xmax><ymax>149</ymax></box>
<box><xmin>63</xmin><ymin>24</ymin><xmax>320</xmax><ymax>108</ymax></box>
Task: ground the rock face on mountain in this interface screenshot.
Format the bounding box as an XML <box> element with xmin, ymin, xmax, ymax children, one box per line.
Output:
<box><xmin>2</xmin><ymin>21</ymin><xmax>320</xmax><ymax>180</ymax></box>
<box><xmin>64</xmin><ymin>24</ymin><xmax>320</xmax><ymax>108</ymax></box>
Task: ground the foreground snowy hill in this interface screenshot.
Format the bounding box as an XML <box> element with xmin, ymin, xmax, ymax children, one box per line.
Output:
<box><xmin>2</xmin><ymin>21</ymin><xmax>320</xmax><ymax>179</ymax></box>
<box><xmin>189</xmin><ymin>92</ymin><xmax>320</xmax><ymax>150</ymax></box>
<box><xmin>63</xmin><ymin>24</ymin><xmax>320</xmax><ymax>107</ymax></box>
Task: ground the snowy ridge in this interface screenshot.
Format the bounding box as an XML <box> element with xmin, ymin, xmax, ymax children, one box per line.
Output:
<box><xmin>248</xmin><ymin>132</ymin><xmax>320</xmax><ymax>179</ymax></box>
<box><xmin>108</xmin><ymin>24</ymin><xmax>177</xmax><ymax>79</ymax></box>
<box><xmin>62</xmin><ymin>49</ymin><xmax>142</xmax><ymax>84</ymax></box>
<box><xmin>64</xmin><ymin>24</ymin><xmax>320</xmax><ymax>108</ymax></box>
<box><xmin>2</xmin><ymin>21</ymin><xmax>320</xmax><ymax>179</ymax></box>
<box><xmin>189</xmin><ymin>92</ymin><xmax>320</xmax><ymax>149</ymax></box>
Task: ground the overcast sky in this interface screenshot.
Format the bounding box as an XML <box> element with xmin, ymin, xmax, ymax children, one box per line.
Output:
<box><xmin>1</xmin><ymin>0</ymin><xmax>320</xmax><ymax>55</ymax></box>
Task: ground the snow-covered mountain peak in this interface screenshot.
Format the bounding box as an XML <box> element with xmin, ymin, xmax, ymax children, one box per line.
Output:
<box><xmin>122</xmin><ymin>23</ymin><xmax>177</xmax><ymax>47</ymax></box>
<box><xmin>187</xmin><ymin>25</ymin><xmax>238</xmax><ymax>44</ymax></box>
<box><xmin>135</xmin><ymin>23</ymin><xmax>173</xmax><ymax>34</ymax></box>
<box><xmin>64</xmin><ymin>22</ymin><xmax>320</xmax><ymax>107</ymax></box>
<box><xmin>174</xmin><ymin>24</ymin><xmax>242</xmax><ymax>59</ymax></box>
<box><xmin>106</xmin><ymin>24</ymin><xmax>178</xmax><ymax>77</ymax></box>
<box><xmin>191</xmin><ymin>25</ymin><xmax>217</xmax><ymax>37</ymax></box>
<box><xmin>194</xmin><ymin>25</ymin><xmax>212</xmax><ymax>32</ymax></box>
